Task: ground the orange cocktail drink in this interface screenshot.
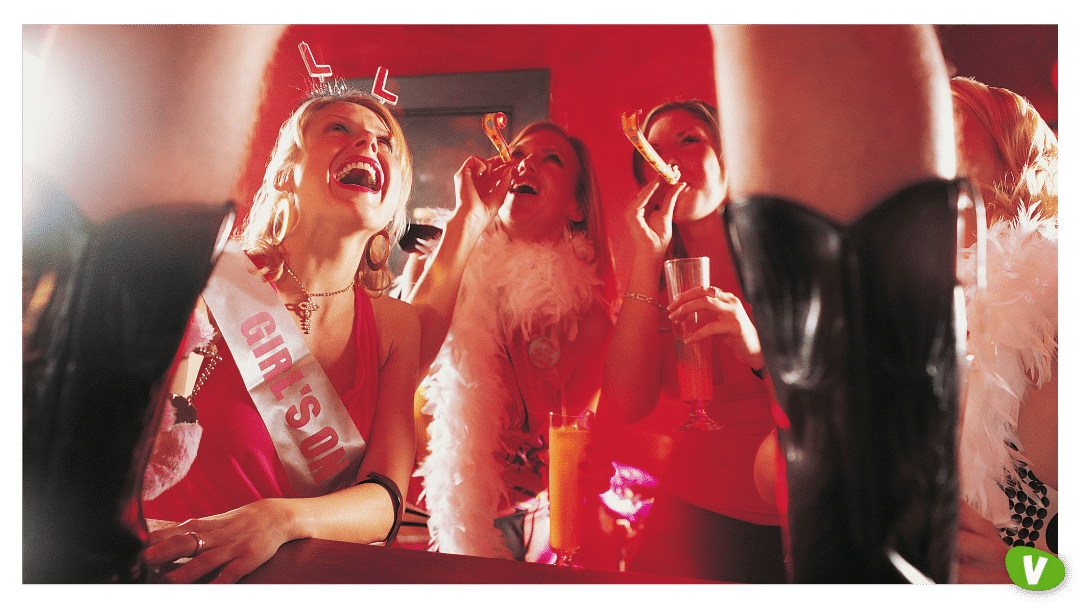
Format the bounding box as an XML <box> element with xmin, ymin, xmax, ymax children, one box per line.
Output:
<box><xmin>548</xmin><ymin>411</ymin><xmax>593</xmax><ymax>565</ymax></box>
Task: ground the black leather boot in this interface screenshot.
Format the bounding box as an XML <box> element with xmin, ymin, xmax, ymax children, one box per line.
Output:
<box><xmin>723</xmin><ymin>180</ymin><xmax>961</xmax><ymax>583</ymax></box>
<box><xmin>23</xmin><ymin>202</ymin><xmax>234</xmax><ymax>583</ymax></box>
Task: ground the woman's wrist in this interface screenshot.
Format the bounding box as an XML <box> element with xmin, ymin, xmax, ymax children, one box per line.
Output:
<box><xmin>623</xmin><ymin>292</ymin><xmax>664</xmax><ymax>310</ymax></box>
<box><xmin>629</xmin><ymin>253</ymin><xmax>665</xmax><ymax>284</ymax></box>
<box><xmin>632</xmin><ymin>240</ymin><xmax>665</xmax><ymax>263</ymax></box>
<box><xmin>447</xmin><ymin>204</ymin><xmax>493</xmax><ymax>243</ymax></box>
<box><xmin>270</xmin><ymin>497</ymin><xmax>311</xmax><ymax>542</ymax></box>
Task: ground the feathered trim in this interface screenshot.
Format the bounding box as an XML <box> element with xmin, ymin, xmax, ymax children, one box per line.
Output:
<box><xmin>141</xmin><ymin>405</ymin><xmax>203</xmax><ymax>500</ymax></box>
<box><xmin>417</xmin><ymin>227</ymin><xmax>605</xmax><ymax>558</ymax></box>
<box><xmin>141</xmin><ymin>309</ymin><xmax>215</xmax><ymax>500</ymax></box>
<box><xmin>957</xmin><ymin>204</ymin><xmax>1057</xmax><ymax>527</ymax></box>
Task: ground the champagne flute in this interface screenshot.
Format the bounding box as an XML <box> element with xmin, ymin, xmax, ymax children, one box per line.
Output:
<box><xmin>664</xmin><ymin>257</ymin><xmax>723</xmax><ymax>432</ymax></box>
<box><xmin>548</xmin><ymin>410</ymin><xmax>593</xmax><ymax>567</ymax></box>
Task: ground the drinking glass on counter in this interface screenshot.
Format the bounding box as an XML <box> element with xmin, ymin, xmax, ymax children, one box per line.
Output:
<box><xmin>548</xmin><ymin>410</ymin><xmax>593</xmax><ymax>567</ymax></box>
<box><xmin>664</xmin><ymin>257</ymin><xmax>722</xmax><ymax>432</ymax></box>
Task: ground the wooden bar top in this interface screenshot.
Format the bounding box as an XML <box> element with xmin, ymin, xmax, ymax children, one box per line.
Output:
<box><xmin>239</xmin><ymin>537</ymin><xmax>720</xmax><ymax>584</ymax></box>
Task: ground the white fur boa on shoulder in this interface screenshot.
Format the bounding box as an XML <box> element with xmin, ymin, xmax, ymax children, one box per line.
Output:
<box><xmin>417</xmin><ymin>227</ymin><xmax>605</xmax><ymax>558</ymax></box>
<box><xmin>142</xmin><ymin>308</ymin><xmax>215</xmax><ymax>500</ymax></box>
<box><xmin>957</xmin><ymin>204</ymin><xmax>1057</xmax><ymax>528</ymax></box>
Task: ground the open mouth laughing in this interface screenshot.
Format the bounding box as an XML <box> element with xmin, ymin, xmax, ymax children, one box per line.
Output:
<box><xmin>510</xmin><ymin>179</ymin><xmax>539</xmax><ymax>195</ymax></box>
<box><xmin>333</xmin><ymin>156</ymin><xmax>383</xmax><ymax>192</ymax></box>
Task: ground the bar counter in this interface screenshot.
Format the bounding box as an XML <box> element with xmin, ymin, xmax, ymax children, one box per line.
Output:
<box><xmin>239</xmin><ymin>538</ymin><xmax>719</xmax><ymax>584</ymax></box>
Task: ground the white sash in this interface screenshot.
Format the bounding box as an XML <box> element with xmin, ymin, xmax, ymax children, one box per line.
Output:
<box><xmin>202</xmin><ymin>241</ymin><xmax>367</xmax><ymax>497</ymax></box>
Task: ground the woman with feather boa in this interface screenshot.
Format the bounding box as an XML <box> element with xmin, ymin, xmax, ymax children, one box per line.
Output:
<box><xmin>406</xmin><ymin>122</ymin><xmax>616</xmax><ymax>560</ymax></box>
<box><xmin>952</xmin><ymin>76</ymin><xmax>1058</xmax><ymax>583</ymax></box>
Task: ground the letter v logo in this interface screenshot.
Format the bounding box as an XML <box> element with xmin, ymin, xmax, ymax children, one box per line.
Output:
<box><xmin>1024</xmin><ymin>554</ymin><xmax>1048</xmax><ymax>585</ymax></box>
<box><xmin>1006</xmin><ymin>546</ymin><xmax>1066</xmax><ymax>591</ymax></box>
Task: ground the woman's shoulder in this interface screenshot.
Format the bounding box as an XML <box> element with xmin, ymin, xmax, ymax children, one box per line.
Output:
<box><xmin>369</xmin><ymin>293</ymin><xmax>420</xmax><ymax>337</ymax></box>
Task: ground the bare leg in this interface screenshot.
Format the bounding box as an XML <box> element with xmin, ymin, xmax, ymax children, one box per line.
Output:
<box><xmin>712</xmin><ymin>25</ymin><xmax>962</xmax><ymax>583</ymax></box>
<box><xmin>712</xmin><ymin>25</ymin><xmax>955</xmax><ymax>223</ymax></box>
<box><xmin>23</xmin><ymin>25</ymin><xmax>284</xmax><ymax>583</ymax></box>
<box><xmin>30</xmin><ymin>25</ymin><xmax>284</xmax><ymax>222</ymax></box>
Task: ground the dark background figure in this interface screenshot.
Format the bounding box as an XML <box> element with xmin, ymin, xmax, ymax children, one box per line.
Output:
<box><xmin>23</xmin><ymin>202</ymin><xmax>235</xmax><ymax>582</ymax></box>
<box><xmin>713</xmin><ymin>24</ymin><xmax>961</xmax><ymax>583</ymax></box>
<box><xmin>21</xmin><ymin>24</ymin><xmax>284</xmax><ymax>583</ymax></box>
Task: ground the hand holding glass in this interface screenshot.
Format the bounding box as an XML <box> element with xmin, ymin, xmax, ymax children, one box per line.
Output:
<box><xmin>664</xmin><ymin>257</ymin><xmax>722</xmax><ymax>432</ymax></box>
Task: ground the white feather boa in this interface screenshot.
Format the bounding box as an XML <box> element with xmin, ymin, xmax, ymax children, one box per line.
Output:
<box><xmin>957</xmin><ymin>204</ymin><xmax>1057</xmax><ymax>528</ymax></box>
<box><xmin>142</xmin><ymin>308</ymin><xmax>215</xmax><ymax>500</ymax></box>
<box><xmin>417</xmin><ymin>227</ymin><xmax>605</xmax><ymax>558</ymax></box>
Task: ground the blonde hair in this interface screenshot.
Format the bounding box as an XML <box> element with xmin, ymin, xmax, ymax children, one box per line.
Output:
<box><xmin>951</xmin><ymin>76</ymin><xmax>1057</xmax><ymax>220</ymax></box>
<box><xmin>240</xmin><ymin>91</ymin><xmax>413</xmax><ymax>292</ymax></box>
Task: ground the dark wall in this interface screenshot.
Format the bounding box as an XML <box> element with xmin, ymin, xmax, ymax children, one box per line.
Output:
<box><xmin>937</xmin><ymin>24</ymin><xmax>1057</xmax><ymax>129</ymax></box>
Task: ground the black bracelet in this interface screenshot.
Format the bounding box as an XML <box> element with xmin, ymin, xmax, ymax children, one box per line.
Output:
<box><xmin>751</xmin><ymin>366</ymin><xmax>765</xmax><ymax>379</ymax></box>
<box><xmin>356</xmin><ymin>471</ymin><xmax>404</xmax><ymax>547</ymax></box>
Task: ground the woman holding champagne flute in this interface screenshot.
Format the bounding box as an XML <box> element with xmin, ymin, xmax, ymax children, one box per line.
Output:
<box><xmin>602</xmin><ymin>100</ymin><xmax>785</xmax><ymax>582</ymax></box>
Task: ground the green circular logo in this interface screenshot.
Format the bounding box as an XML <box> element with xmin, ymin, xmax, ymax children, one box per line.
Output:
<box><xmin>1002</xmin><ymin>546</ymin><xmax>1071</xmax><ymax>604</ymax></box>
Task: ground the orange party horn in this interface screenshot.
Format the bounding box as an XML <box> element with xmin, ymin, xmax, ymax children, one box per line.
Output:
<box><xmin>621</xmin><ymin>111</ymin><xmax>681</xmax><ymax>185</ymax></box>
<box><xmin>482</xmin><ymin>112</ymin><xmax>512</xmax><ymax>162</ymax></box>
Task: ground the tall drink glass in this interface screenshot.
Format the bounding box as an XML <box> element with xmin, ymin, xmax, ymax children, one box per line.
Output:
<box><xmin>548</xmin><ymin>410</ymin><xmax>593</xmax><ymax>567</ymax></box>
<box><xmin>664</xmin><ymin>257</ymin><xmax>722</xmax><ymax>432</ymax></box>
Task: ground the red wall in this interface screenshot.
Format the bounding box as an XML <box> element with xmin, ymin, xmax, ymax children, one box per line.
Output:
<box><xmin>237</xmin><ymin>24</ymin><xmax>717</xmax><ymax>285</ymax></box>
<box><xmin>937</xmin><ymin>24</ymin><xmax>1057</xmax><ymax>129</ymax></box>
<box><xmin>230</xmin><ymin>24</ymin><xmax>1056</xmax><ymax>568</ymax></box>
<box><xmin>237</xmin><ymin>24</ymin><xmax>1058</xmax><ymax>293</ymax></box>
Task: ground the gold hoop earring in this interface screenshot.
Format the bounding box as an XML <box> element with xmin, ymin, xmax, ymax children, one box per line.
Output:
<box><xmin>366</xmin><ymin>229</ymin><xmax>391</xmax><ymax>271</ymax></box>
<box><xmin>271</xmin><ymin>195</ymin><xmax>294</xmax><ymax>245</ymax></box>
